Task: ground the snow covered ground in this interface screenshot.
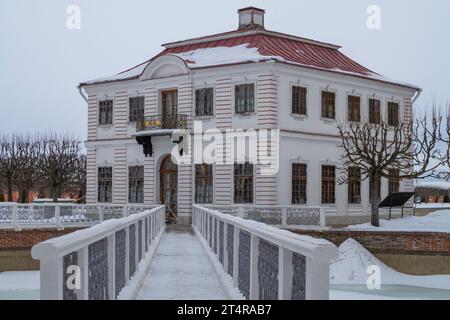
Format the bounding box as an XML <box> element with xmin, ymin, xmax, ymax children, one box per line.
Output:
<box><xmin>0</xmin><ymin>271</ymin><xmax>40</xmax><ymax>300</ymax></box>
<box><xmin>415</xmin><ymin>203</ymin><xmax>450</xmax><ymax>209</ymax></box>
<box><xmin>346</xmin><ymin>210</ymin><xmax>450</xmax><ymax>233</ymax></box>
<box><xmin>136</xmin><ymin>228</ymin><xmax>227</xmax><ymax>300</ymax></box>
<box><xmin>2</xmin><ymin>230</ymin><xmax>450</xmax><ymax>300</ymax></box>
<box><xmin>330</xmin><ymin>239</ymin><xmax>450</xmax><ymax>291</ymax></box>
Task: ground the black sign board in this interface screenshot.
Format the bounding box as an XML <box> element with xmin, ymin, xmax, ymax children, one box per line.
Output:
<box><xmin>379</xmin><ymin>192</ymin><xmax>415</xmax><ymax>208</ymax></box>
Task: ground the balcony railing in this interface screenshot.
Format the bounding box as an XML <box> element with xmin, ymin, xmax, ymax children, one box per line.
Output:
<box><xmin>136</xmin><ymin>114</ymin><xmax>188</xmax><ymax>132</ymax></box>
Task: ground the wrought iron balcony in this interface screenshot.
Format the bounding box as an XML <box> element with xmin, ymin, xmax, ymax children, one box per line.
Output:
<box><xmin>136</xmin><ymin>114</ymin><xmax>188</xmax><ymax>132</ymax></box>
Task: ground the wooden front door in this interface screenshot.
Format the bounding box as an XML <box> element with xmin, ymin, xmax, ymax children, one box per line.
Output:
<box><xmin>159</xmin><ymin>155</ymin><xmax>178</xmax><ymax>224</ymax></box>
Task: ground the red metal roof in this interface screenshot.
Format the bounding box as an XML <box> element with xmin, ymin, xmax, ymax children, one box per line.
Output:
<box><xmin>80</xmin><ymin>28</ymin><xmax>419</xmax><ymax>90</ymax></box>
<box><xmin>162</xmin><ymin>32</ymin><xmax>373</xmax><ymax>76</ymax></box>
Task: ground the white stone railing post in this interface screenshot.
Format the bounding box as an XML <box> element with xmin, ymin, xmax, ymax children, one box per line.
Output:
<box><xmin>223</xmin><ymin>221</ymin><xmax>228</xmax><ymax>274</ymax></box>
<box><xmin>192</xmin><ymin>205</ymin><xmax>338</xmax><ymax>301</ymax></box>
<box><xmin>98</xmin><ymin>206</ymin><xmax>104</xmax><ymax>222</ymax></box>
<box><xmin>12</xmin><ymin>204</ymin><xmax>19</xmax><ymax>231</ymax></box>
<box><xmin>32</xmin><ymin>205</ymin><xmax>165</xmax><ymax>300</ymax></box>
<box><xmin>249</xmin><ymin>234</ymin><xmax>260</xmax><ymax>300</ymax></box>
<box><xmin>55</xmin><ymin>205</ymin><xmax>63</xmax><ymax>230</ymax></box>
<box><xmin>319</xmin><ymin>207</ymin><xmax>326</xmax><ymax>227</ymax></box>
<box><xmin>79</xmin><ymin>246</ymin><xmax>89</xmax><ymax>300</ymax></box>
<box><xmin>278</xmin><ymin>247</ymin><xmax>293</xmax><ymax>300</ymax></box>
<box><xmin>232</xmin><ymin>226</ymin><xmax>239</xmax><ymax>287</ymax></box>
<box><xmin>124</xmin><ymin>227</ymin><xmax>130</xmax><ymax>287</ymax></box>
<box><xmin>305</xmin><ymin>255</ymin><xmax>331</xmax><ymax>299</ymax></box>
<box><xmin>107</xmin><ymin>233</ymin><xmax>116</xmax><ymax>300</ymax></box>
<box><xmin>281</xmin><ymin>207</ymin><xmax>288</xmax><ymax>227</ymax></box>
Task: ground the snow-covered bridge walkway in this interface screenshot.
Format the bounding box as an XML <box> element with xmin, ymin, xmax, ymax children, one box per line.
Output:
<box><xmin>136</xmin><ymin>227</ymin><xmax>227</xmax><ymax>300</ymax></box>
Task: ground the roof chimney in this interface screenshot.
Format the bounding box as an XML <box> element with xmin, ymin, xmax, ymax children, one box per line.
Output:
<box><xmin>238</xmin><ymin>7</ymin><xmax>265</xmax><ymax>30</ymax></box>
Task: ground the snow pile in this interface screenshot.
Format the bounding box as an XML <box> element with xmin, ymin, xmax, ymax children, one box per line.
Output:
<box><xmin>415</xmin><ymin>180</ymin><xmax>450</xmax><ymax>190</ymax></box>
<box><xmin>0</xmin><ymin>271</ymin><xmax>40</xmax><ymax>291</ymax></box>
<box><xmin>330</xmin><ymin>239</ymin><xmax>450</xmax><ymax>290</ymax></box>
<box><xmin>173</xmin><ymin>44</ymin><xmax>285</xmax><ymax>68</ymax></box>
<box><xmin>416</xmin><ymin>203</ymin><xmax>450</xmax><ymax>209</ymax></box>
<box><xmin>346</xmin><ymin>210</ymin><xmax>450</xmax><ymax>233</ymax></box>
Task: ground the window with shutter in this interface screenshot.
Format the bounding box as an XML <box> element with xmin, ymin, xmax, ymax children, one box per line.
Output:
<box><xmin>321</xmin><ymin>91</ymin><xmax>335</xmax><ymax>119</ymax></box>
<box><xmin>348</xmin><ymin>167</ymin><xmax>361</xmax><ymax>204</ymax></box>
<box><xmin>195</xmin><ymin>164</ymin><xmax>213</xmax><ymax>203</ymax></box>
<box><xmin>322</xmin><ymin>165</ymin><xmax>336</xmax><ymax>204</ymax></box>
<box><xmin>98</xmin><ymin>167</ymin><xmax>112</xmax><ymax>203</ymax></box>
<box><xmin>292</xmin><ymin>86</ymin><xmax>307</xmax><ymax>116</ymax></box>
<box><xmin>99</xmin><ymin>100</ymin><xmax>113</xmax><ymax>125</ymax></box>
<box><xmin>369</xmin><ymin>99</ymin><xmax>381</xmax><ymax>124</ymax></box>
<box><xmin>347</xmin><ymin>96</ymin><xmax>361</xmax><ymax>122</ymax></box>
<box><xmin>388</xmin><ymin>169</ymin><xmax>400</xmax><ymax>194</ymax></box>
<box><xmin>129</xmin><ymin>97</ymin><xmax>145</xmax><ymax>123</ymax></box>
<box><xmin>234</xmin><ymin>163</ymin><xmax>254</xmax><ymax>203</ymax></box>
<box><xmin>388</xmin><ymin>102</ymin><xmax>399</xmax><ymax>126</ymax></box>
<box><xmin>195</xmin><ymin>88</ymin><xmax>214</xmax><ymax>116</ymax></box>
<box><xmin>128</xmin><ymin>166</ymin><xmax>144</xmax><ymax>203</ymax></box>
<box><xmin>235</xmin><ymin>84</ymin><xmax>255</xmax><ymax>114</ymax></box>
<box><xmin>292</xmin><ymin>163</ymin><xmax>307</xmax><ymax>204</ymax></box>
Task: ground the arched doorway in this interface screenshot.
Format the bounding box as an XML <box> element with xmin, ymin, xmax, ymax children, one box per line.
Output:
<box><xmin>159</xmin><ymin>155</ymin><xmax>178</xmax><ymax>224</ymax></box>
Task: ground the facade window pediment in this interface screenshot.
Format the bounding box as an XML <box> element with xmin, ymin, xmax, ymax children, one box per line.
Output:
<box><xmin>140</xmin><ymin>55</ymin><xmax>189</xmax><ymax>80</ymax></box>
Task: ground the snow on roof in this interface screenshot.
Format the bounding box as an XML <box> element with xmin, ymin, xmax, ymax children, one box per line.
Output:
<box><xmin>80</xmin><ymin>29</ymin><xmax>420</xmax><ymax>91</ymax></box>
<box><xmin>415</xmin><ymin>180</ymin><xmax>450</xmax><ymax>190</ymax></box>
<box><xmin>172</xmin><ymin>44</ymin><xmax>284</xmax><ymax>68</ymax></box>
<box><xmin>80</xmin><ymin>62</ymin><xmax>148</xmax><ymax>86</ymax></box>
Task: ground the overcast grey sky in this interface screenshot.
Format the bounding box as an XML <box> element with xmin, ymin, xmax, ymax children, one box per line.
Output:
<box><xmin>1</xmin><ymin>0</ymin><xmax>449</xmax><ymax>141</ymax></box>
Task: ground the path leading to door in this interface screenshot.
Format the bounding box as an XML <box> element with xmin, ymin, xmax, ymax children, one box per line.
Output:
<box><xmin>136</xmin><ymin>226</ymin><xmax>228</xmax><ymax>300</ymax></box>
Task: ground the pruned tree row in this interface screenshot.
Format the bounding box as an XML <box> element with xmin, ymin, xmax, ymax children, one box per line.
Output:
<box><xmin>0</xmin><ymin>133</ymin><xmax>86</xmax><ymax>203</ymax></box>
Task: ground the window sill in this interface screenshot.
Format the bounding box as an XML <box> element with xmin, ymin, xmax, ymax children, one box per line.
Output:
<box><xmin>98</xmin><ymin>125</ymin><xmax>114</xmax><ymax>129</ymax></box>
<box><xmin>291</xmin><ymin>114</ymin><xmax>308</xmax><ymax>120</ymax></box>
<box><xmin>320</xmin><ymin>118</ymin><xmax>336</xmax><ymax>124</ymax></box>
<box><xmin>194</xmin><ymin>115</ymin><xmax>214</xmax><ymax>121</ymax></box>
<box><xmin>235</xmin><ymin>112</ymin><xmax>255</xmax><ymax>118</ymax></box>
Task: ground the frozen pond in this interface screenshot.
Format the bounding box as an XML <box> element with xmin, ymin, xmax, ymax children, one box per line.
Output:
<box><xmin>0</xmin><ymin>271</ymin><xmax>40</xmax><ymax>300</ymax></box>
<box><xmin>0</xmin><ymin>290</ymin><xmax>40</xmax><ymax>300</ymax></box>
<box><xmin>331</xmin><ymin>284</ymin><xmax>450</xmax><ymax>300</ymax></box>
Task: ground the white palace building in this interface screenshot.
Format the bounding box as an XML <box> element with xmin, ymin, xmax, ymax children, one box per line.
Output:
<box><xmin>78</xmin><ymin>7</ymin><xmax>419</xmax><ymax>225</ymax></box>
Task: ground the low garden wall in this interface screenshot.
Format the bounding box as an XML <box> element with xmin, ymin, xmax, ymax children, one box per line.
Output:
<box><xmin>0</xmin><ymin>228</ymin><xmax>85</xmax><ymax>271</ymax></box>
<box><xmin>289</xmin><ymin>228</ymin><xmax>450</xmax><ymax>275</ymax></box>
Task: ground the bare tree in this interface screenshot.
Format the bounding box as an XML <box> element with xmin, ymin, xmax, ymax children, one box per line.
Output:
<box><xmin>38</xmin><ymin>133</ymin><xmax>83</xmax><ymax>202</ymax></box>
<box><xmin>440</xmin><ymin>107</ymin><xmax>450</xmax><ymax>180</ymax></box>
<box><xmin>66</xmin><ymin>153</ymin><xmax>87</xmax><ymax>203</ymax></box>
<box><xmin>0</xmin><ymin>135</ymin><xmax>21</xmax><ymax>201</ymax></box>
<box><xmin>337</xmin><ymin>109</ymin><xmax>444</xmax><ymax>227</ymax></box>
<box><xmin>15</xmin><ymin>134</ymin><xmax>41</xmax><ymax>203</ymax></box>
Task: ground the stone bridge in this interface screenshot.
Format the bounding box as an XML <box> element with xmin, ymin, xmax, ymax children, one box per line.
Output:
<box><xmin>26</xmin><ymin>205</ymin><xmax>338</xmax><ymax>300</ymax></box>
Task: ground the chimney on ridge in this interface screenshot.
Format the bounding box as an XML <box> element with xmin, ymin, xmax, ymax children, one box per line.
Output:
<box><xmin>237</xmin><ymin>7</ymin><xmax>265</xmax><ymax>30</ymax></box>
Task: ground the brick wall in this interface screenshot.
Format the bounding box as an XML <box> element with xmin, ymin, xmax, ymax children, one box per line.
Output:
<box><xmin>0</xmin><ymin>228</ymin><xmax>85</xmax><ymax>250</ymax></box>
<box><xmin>290</xmin><ymin>229</ymin><xmax>450</xmax><ymax>255</ymax></box>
